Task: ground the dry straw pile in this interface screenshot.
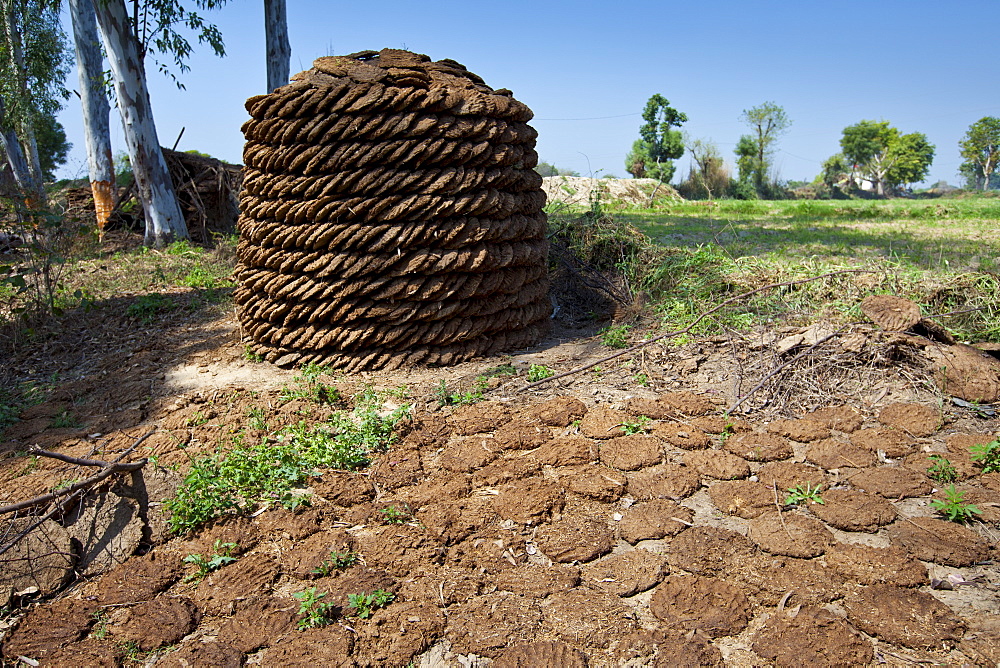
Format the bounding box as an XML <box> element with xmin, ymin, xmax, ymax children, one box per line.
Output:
<box><xmin>234</xmin><ymin>49</ymin><xmax>550</xmax><ymax>370</ymax></box>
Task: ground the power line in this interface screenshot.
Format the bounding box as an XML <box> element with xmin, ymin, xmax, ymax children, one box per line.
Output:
<box><xmin>777</xmin><ymin>148</ymin><xmax>823</xmax><ymax>164</ymax></box>
<box><xmin>534</xmin><ymin>112</ymin><xmax>641</xmax><ymax>121</ymax></box>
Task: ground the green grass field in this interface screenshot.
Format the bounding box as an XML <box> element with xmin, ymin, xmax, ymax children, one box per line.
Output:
<box><xmin>624</xmin><ymin>198</ymin><xmax>1000</xmax><ymax>272</ymax></box>
<box><xmin>549</xmin><ymin>196</ymin><xmax>1000</xmax><ymax>343</ymax></box>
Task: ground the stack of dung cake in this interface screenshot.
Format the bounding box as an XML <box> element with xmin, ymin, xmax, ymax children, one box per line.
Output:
<box><xmin>234</xmin><ymin>48</ymin><xmax>550</xmax><ymax>370</ymax></box>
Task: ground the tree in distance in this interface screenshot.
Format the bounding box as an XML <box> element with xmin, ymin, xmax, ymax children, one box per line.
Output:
<box><xmin>679</xmin><ymin>136</ymin><xmax>729</xmax><ymax>200</ymax></box>
<box><xmin>840</xmin><ymin>120</ymin><xmax>934</xmax><ymax>196</ymax></box>
<box><xmin>625</xmin><ymin>94</ymin><xmax>687</xmax><ymax>182</ymax></box>
<box><xmin>958</xmin><ymin>117</ymin><xmax>1000</xmax><ymax>191</ymax></box>
<box><xmin>33</xmin><ymin>112</ymin><xmax>71</xmax><ymax>181</ymax></box>
<box><xmin>736</xmin><ymin>102</ymin><xmax>791</xmax><ymax>196</ymax></box>
<box><xmin>813</xmin><ymin>152</ymin><xmax>850</xmax><ymax>194</ymax></box>
<box><xmin>535</xmin><ymin>161</ymin><xmax>580</xmax><ymax>177</ymax></box>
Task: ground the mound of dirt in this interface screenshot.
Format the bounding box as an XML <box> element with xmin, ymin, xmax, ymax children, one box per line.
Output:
<box><xmin>541</xmin><ymin>176</ymin><xmax>680</xmax><ymax>208</ymax></box>
<box><xmin>235</xmin><ymin>48</ymin><xmax>550</xmax><ymax>371</ymax></box>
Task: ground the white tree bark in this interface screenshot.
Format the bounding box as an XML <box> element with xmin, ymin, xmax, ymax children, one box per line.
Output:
<box><xmin>264</xmin><ymin>0</ymin><xmax>290</xmax><ymax>92</ymax></box>
<box><xmin>0</xmin><ymin>95</ymin><xmax>44</xmax><ymax>209</ymax></box>
<box><xmin>93</xmin><ymin>0</ymin><xmax>188</xmax><ymax>246</ymax></box>
<box><xmin>69</xmin><ymin>0</ymin><xmax>114</xmax><ymax>237</ymax></box>
<box><xmin>0</xmin><ymin>0</ymin><xmax>45</xmax><ymax>206</ymax></box>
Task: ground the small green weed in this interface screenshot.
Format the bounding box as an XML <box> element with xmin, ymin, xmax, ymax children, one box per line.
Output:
<box><xmin>164</xmin><ymin>239</ymin><xmax>202</xmax><ymax>256</ymax></box>
<box><xmin>281</xmin><ymin>422</ymin><xmax>369</xmax><ymax>470</ymax></box>
<box><xmin>52</xmin><ymin>477</ymin><xmax>79</xmax><ymax>493</ymax></box>
<box><xmin>183</xmin><ymin>540</ymin><xmax>239</xmax><ymax>582</ymax></box>
<box><xmin>527</xmin><ymin>364</ymin><xmax>554</xmax><ymax>382</ymax></box>
<box><xmin>435</xmin><ymin>377</ymin><xmax>489</xmax><ymax>406</ymax></box>
<box><xmin>313</xmin><ymin>550</ymin><xmax>358</xmax><ymax>576</ymax></box>
<box><xmin>930</xmin><ymin>485</ymin><xmax>981</xmax><ymax>523</ymax></box>
<box><xmin>482</xmin><ymin>363</ymin><xmax>518</xmax><ymax>378</ymax></box>
<box><xmin>246</xmin><ymin>406</ymin><xmax>268</xmax><ymax>431</ymax></box>
<box><xmin>633</xmin><ymin>373</ymin><xmax>649</xmax><ymax>386</ymax></box>
<box><xmin>347</xmin><ymin>589</ymin><xmax>395</xmax><ymax>619</ymax></box>
<box><xmin>51</xmin><ymin>410</ymin><xmax>80</xmax><ymax>429</ymax></box>
<box><xmin>164</xmin><ymin>437</ymin><xmax>313</xmax><ymax>534</ymax></box>
<box><xmin>434</xmin><ymin>365</ymin><xmax>517</xmax><ymax>406</ymax></box>
<box><xmin>380</xmin><ymin>504</ymin><xmax>411</xmax><ymax>524</ymax></box>
<box><xmin>970</xmin><ymin>439</ymin><xmax>1000</xmax><ymax>473</ymax></box>
<box><xmin>243</xmin><ymin>344</ymin><xmax>264</xmax><ymax>363</ymax></box>
<box><xmin>620</xmin><ymin>416</ymin><xmax>651</xmax><ymax>435</ymax></box>
<box><xmin>0</xmin><ymin>394</ymin><xmax>20</xmax><ymax>433</ymax></box>
<box><xmin>785</xmin><ymin>483</ymin><xmax>825</xmax><ymax>506</ymax></box>
<box><xmin>16</xmin><ymin>455</ymin><xmax>39</xmax><ymax>478</ymax></box>
<box><xmin>90</xmin><ymin>609</ymin><xmax>109</xmax><ymax>640</ymax></box>
<box><xmin>126</xmin><ymin>293</ymin><xmax>173</xmax><ymax>323</ymax></box>
<box><xmin>121</xmin><ymin>640</ymin><xmax>145</xmax><ymax>663</ymax></box>
<box><xmin>926</xmin><ymin>455</ymin><xmax>959</xmax><ymax>483</ymax></box>
<box><xmin>600</xmin><ymin>323</ymin><xmax>632</xmax><ymax>348</ymax></box>
<box><xmin>294</xmin><ymin>587</ymin><xmax>337</xmax><ymax>629</ymax></box>
<box><xmin>186</xmin><ymin>411</ymin><xmax>210</xmax><ymax>427</ymax></box>
<box><xmin>385</xmin><ymin>384</ymin><xmax>410</xmax><ymax>399</ymax></box>
<box><xmin>181</xmin><ymin>265</ymin><xmax>217</xmax><ymax>289</ymax></box>
<box><xmin>0</xmin><ymin>380</ymin><xmax>46</xmax><ymax>434</ymax></box>
<box><xmin>281</xmin><ymin>363</ymin><xmax>341</xmax><ymax>404</ymax></box>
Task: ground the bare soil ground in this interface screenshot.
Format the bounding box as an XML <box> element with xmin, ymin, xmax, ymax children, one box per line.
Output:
<box><xmin>1</xmin><ymin>289</ymin><xmax>999</xmax><ymax>667</ymax></box>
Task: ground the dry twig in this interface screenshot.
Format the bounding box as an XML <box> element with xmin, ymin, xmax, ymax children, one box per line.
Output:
<box><xmin>726</xmin><ymin>329</ymin><xmax>845</xmax><ymax>415</ymax></box>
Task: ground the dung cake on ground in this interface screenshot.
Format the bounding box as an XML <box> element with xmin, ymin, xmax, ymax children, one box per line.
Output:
<box><xmin>235</xmin><ymin>49</ymin><xmax>550</xmax><ymax>370</ymax></box>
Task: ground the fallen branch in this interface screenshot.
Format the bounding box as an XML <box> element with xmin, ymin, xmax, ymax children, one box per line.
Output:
<box><xmin>0</xmin><ymin>459</ymin><xmax>146</xmax><ymax>516</ymax></box>
<box><xmin>25</xmin><ymin>447</ymin><xmax>148</xmax><ymax>470</ymax></box>
<box><xmin>0</xmin><ymin>430</ymin><xmax>154</xmax><ymax>557</ymax></box>
<box><xmin>518</xmin><ymin>269</ymin><xmax>878</xmax><ymax>392</ymax></box>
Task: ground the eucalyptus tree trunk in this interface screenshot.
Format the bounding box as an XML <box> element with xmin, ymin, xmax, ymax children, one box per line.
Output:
<box><xmin>0</xmin><ymin>1</ymin><xmax>45</xmax><ymax>208</ymax></box>
<box><xmin>0</xmin><ymin>96</ymin><xmax>44</xmax><ymax>210</ymax></box>
<box><xmin>69</xmin><ymin>0</ymin><xmax>114</xmax><ymax>239</ymax></box>
<box><xmin>93</xmin><ymin>0</ymin><xmax>188</xmax><ymax>246</ymax></box>
<box><xmin>264</xmin><ymin>0</ymin><xmax>290</xmax><ymax>92</ymax></box>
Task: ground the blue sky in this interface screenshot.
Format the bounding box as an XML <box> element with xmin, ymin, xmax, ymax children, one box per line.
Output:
<box><xmin>56</xmin><ymin>0</ymin><xmax>1000</xmax><ymax>187</ymax></box>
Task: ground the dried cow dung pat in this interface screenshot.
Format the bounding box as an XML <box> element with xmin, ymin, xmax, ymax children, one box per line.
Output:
<box><xmin>860</xmin><ymin>294</ymin><xmax>921</xmax><ymax>331</ymax></box>
<box><xmin>235</xmin><ymin>48</ymin><xmax>550</xmax><ymax>370</ymax></box>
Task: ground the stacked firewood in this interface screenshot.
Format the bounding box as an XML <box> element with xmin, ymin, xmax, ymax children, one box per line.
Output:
<box><xmin>234</xmin><ymin>49</ymin><xmax>550</xmax><ymax>370</ymax></box>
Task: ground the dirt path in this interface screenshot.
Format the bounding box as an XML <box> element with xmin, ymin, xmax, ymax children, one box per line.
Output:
<box><xmin>1</xmin><ymin>299</ymin><xmax>999</xmax><ymax>666</ymax></box>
